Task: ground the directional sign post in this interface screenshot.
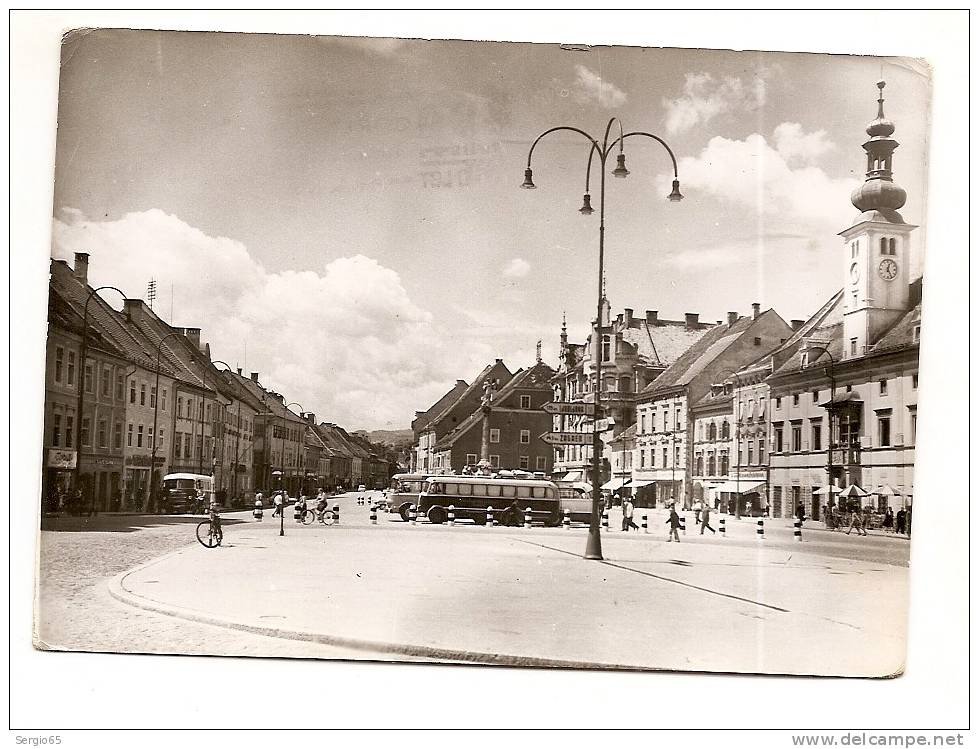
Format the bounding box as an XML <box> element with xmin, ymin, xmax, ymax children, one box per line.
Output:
<box><xmin>539</xmin><ymin>431</ymin><xmax>593</xmax><ymax>446</ymax></box>
<box><xmin>541</xmin><ymin>401</ymin><xmax>597</xmax><ymax>417</ymax></box>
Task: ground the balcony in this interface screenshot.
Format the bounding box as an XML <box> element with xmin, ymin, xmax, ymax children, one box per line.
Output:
<box><xmin>830</xmin><ymin>446</ymin><xmax>861</xmax><ymax>466</ymax></box>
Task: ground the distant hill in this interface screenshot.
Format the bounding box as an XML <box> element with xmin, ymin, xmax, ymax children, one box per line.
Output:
<box><xmin>358</xmin><ymin>429</ymin><xmax>414</xmax><ymax>447</ymax></box>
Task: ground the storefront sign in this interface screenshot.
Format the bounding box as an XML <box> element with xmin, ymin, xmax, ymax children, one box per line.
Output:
<box><xmin>46</xmin><ymin>449</ymin><xmax>77</xmax><ymax>469</ymax></box>
<box><xmin>125</xmin><ymin>454</ymin><xmax>166</xmax><ymax>468</ymax></box>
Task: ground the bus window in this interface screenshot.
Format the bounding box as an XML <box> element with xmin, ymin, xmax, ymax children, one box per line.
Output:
<box><xmin>517</xmin><ymin>486</ymin><xmax>531</xmax><ymax>498</ymax></box>
<box><xmin>502</xmin><ymin>486</ymin><xmax>516</xmax><ymax>498</ymax></box>
<box><xmin>546</xmin><ymin>488</ymin><xmax>556</xmax><ymax>499</ymax></box>
<box><xmin>486</xmin><ymin>484</ymin><xmax>501</xmax><ymax>498</ymax></box>
<box><xmin>457</xmin><ymin>484</ymin><xmax>471</xmax><ymax>496</ymax></box>
<box><xmin>472</xmin><ymin>484</ymin><xmax>487</xmax><ymax>497</ymax></box>
<box><xmin>532</xmin><ymin>487</ymin><xmax>547</xmax><ymax>498</ymax></box>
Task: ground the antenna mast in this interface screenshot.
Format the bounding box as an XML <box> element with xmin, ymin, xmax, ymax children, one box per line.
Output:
<box><xmin>147</xmin><ymin>278</ymin><xmax>157</xmax><ymax>309</ymax></box>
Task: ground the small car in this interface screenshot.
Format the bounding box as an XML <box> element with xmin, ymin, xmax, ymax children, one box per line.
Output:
<box><xmin>357</xmin><ymin>484</ymin><xmax>367</xmax><ymax>493</ymax></box>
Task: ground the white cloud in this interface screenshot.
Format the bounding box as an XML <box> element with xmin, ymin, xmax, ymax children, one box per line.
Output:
<box><xmin>503</xmin><ymin>258</ymin><xmax>531</xmax><ymax>278</ymax></box>
<box><xmin>572</xmin><ymin>65</ymin><xmax>627</xmax><ymax>108</ymax></box>
<box><xmin>773</xmin><ymin>122</ymin><xmax>835</xmax><ymax>166</ymax></box>
<box><xmin>51</xmin><ymin>208</ymin><xmax>504</xmax><ymax>430</ymax></box>
<box><xmin>661</xmin><ymin>126</ymin><xmax>859</xmax><ymax>230</ymax></box>
<box><xmin>663</xmin><ymin>72</ymin><xmax>767</xmax><ymax>135</ymax></box>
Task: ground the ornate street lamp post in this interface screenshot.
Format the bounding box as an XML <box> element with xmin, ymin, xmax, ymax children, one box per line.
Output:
<box><xmin>521</xmin><ymin>118</ymin><xmax>683</xmax><ymax>560</ymax></box>
<box><xmin>73</xmin><ymin>285</ymin><xmax>127</xmax><ymax>512</ymax></box>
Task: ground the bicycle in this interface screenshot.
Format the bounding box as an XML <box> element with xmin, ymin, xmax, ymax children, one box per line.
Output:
<box><xmin>196</xmin><ymin>512</ymin><xmax>223</xmax><ymax>548</ymax></box>
<box><xmin>299</xmin><ymin>508</ymin><xmax>316</xmax><ymax>525</ymax></box>
<box><xmin>317</xmin><ymin>509</ymin><xmax>335</xmax><ymax>526</ymax></box>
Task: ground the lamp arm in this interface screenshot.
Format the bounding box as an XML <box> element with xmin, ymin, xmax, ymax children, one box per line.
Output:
<box><xmin>583</xmin><ymin>140</ymin><xmax>602</xmax><ymax>193</ymax></box>
<box><xmin>526</xmin><ymin>126</ymin><xmax>600</xmax><ymax>168</ymax></box>
<box><xmin>609</xmin><ymin>131</ymin><xmax>681</xmax><ymax>178</ymax></box>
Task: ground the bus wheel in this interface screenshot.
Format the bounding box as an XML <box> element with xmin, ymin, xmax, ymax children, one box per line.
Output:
<box><xmin>471</xmin><ymin>512</ymin><xmax>486</xmax><ymax>526</ymax></box>
<box><xmin>427</xmin><ymin>506</ymin><xmax>447</xmax><ymax>525</ymax></box>
<box><xmin>398</xmin><ymin>504</ymin><xmax>411</xmax><ymax>522</ymax></box>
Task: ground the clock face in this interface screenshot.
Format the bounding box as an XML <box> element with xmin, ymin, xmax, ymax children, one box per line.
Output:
<box><xmin>878</xmin><ymin>258</ymin><xmax>898</xmax><ymax>281</ymax></box>
<box><xmin>849</xmin><ymin>263</ymin><xmax>860</xmax><ymax>283</ymax></box>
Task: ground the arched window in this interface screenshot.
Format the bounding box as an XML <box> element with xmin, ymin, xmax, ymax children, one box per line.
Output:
<box><xmin>880</xmin><ymin>237</ymin><xmax>887</xmax><ymax>255</ymax></box>
<box><xmin>707</xmin><ymin>456</ymin><xmax>715</xmax><ymax>476</ymax></box>
<box><xmin>601</xmin><ymin>335</ymin><xmax>611</xmax><ymax>361</ymax></box>
<box><xmin>696</xmin><ymin>456</ymin><xmax>704</xmax><ymax>475</ymax></box>
<box><xmin>721</xmin><ymin>421</ymin><xmax>730</xmax><ymax>440</ymax></box>
<box><xmin>708</xmin><ymin>422</ymin><xmax>717</xmax><ymax>441</ymax></box>
<box><xmin>889</xmin><ymin>238</ymin><xmax>896</xmax><ymax>255</ymax></box>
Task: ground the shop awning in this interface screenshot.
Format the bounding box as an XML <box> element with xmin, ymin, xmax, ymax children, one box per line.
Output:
<box><xmin>558</xmin><ymin>470</ymin><xmax>584</xmax><ymax>483</ymax></box>
<box><xmin>873</xmin><ymin>484</ymin><xmax>902</xmax><ymax>496</ymax></box>
<box><xmin>571</xmin><ymin>481</ymin><xmax>593</xmax><ymax>493</ymax></box>
<box><xmin>813</xmin><ymin>485</ymin><xmax>841</xmax><ymax>495</ymax></box>
<box><xmin>710</xmin><ymin>480</ymin><xmax>765</xmax><ymax>495</ymax></box>
<box><xmin>601</xmin><ymin>477</ymin><xmax>630</xmax><ymax>491</ymax></box>
<box><xmin>629</xmin><ymin>479</ymin><xmax>656</xmax><ymax>489</ymax></box>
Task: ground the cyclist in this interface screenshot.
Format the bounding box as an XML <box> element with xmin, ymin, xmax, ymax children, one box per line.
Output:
<box><xmin>315</xmin><ymin>489</ymin><xmax>329</xmax><ymax>521</ymax></box>
<box><xmin>208</xmin><ymin>500</ymin><xmax>223</xmax><ymax>544</ymax></box>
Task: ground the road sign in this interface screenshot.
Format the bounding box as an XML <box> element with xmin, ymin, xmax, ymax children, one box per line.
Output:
<box><xmin>539</xmin><ymin>432</ymin><xmax>594</xmax><ymax>446</ymax></box>
<box><xmin>542</xmin><ymin>401</ymin><xmax>596</xmax><ymax>417</ymax></box>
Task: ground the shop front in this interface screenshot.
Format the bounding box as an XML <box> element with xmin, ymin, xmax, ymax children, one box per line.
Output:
<box><xmin>124</xmin><ymin>454</ymin><xmax>167</xmax><ymax>511</ymax></box>
<box><xmin>43</xmin><ymin>448</ymin><xmax>77</xmax><ymax>513</ymax></box>
<box><xmin>82</xmin><ymin>455</ymin><xmax>123</xmax><ymax>512</ymax></box>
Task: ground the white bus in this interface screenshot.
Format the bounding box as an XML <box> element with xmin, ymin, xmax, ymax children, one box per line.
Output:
<box><xmin>161</xmin><ymin>473</ymin><xmax>215</xmax><ymax>514</ymax></box>
<box><xmin>417</xmin><ymin>476</ymin><xmax>561</xmax><ymax>526</ymax></box>
<box><xmin>386</xmin><ymin>473</ymin><xmax>430</xmax><ymax>521</ymax></box>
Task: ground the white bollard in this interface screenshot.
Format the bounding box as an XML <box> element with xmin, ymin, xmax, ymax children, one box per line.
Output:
<box><xmin>563</xmin><ymin>509</ymin><xmax>571</xmax><ymax>529</ymax></box>
<box><xmin>409</xmin><ymin>504</ymin><xmax>417</xmax><ymax>525</ymax></box>
<box><xmin>333</xmin><ymin>504</ymin><xmax>340</xmax><ymax>526</ymax></box>
<box><xmin>448</xmin><ymin>504</ymin><xmax>455</xmax><ymax>526</ymax></box>
<box><xmin>719</xmin><ymin>517</ymin><xmax>726</xmax><ymax>538</ymax></box>
<box><xmin>756</xmin><ymin>518</ymin><xmax>765</xmax><ymax>540</ymax></box>
<box><xmin>680</xmin><ymin>514</ymin><xmax>687</xmax><ymax>535</ymax></box>
<box><xmin>642</xmin><ymin>513</ymin><xmax>648</xmax><ymax>534</ymax></box>
<box><xmin>253</xmin><ymin>500</ymin><xmax>263</xmax><ymax>521</ymax></box>
<box><xmin>370</xmin><ymin>505</ymin><xmax>377</xmax><ymax>524</ymax></box>
<box><xmin>524</xmin><ymin>507</ymin><xmax>532</xmax><ymax>529</ymax></box>
<box><xmin>794</xmin><ymin>519</ymin><xmax>802</xmax><ymax>542</ymax></box>
<box><xmin>601</xmin><ymin>510</ymin><xmax>609</xmax><ymax>531</ymax></box>
<box><xmin>486</xmin><ymin>506</ymin><xmax>495</xmax><ymax>527</ymax></box>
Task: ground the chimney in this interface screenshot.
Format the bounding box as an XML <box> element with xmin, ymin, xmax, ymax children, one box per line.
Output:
<box><xmin>495</xmin><ymin>358</ymin><xmax>503</xmax><ymax>364</ymax></box>
<box><xmin>122</xmin><ymin>298</ymin><xmax>145</xmax><ymax>324</ymax></box>
<box><xmin>305</xmin><ymin>413</ymin><xmax>316</xmax><ymax>424</ymax></box>
<box><xmin>180</xmin><ymin>327</ymin><xmax>202</xmax><ymax>350</ymax></box>
<box><xmin>615</xmin><ymin>313</ymin><xmax>623</xmax><ymax>326</ymax></box>
<box><xmin>456</xmin><ymin>379</ymin><xmax>467</xmax><ymax>386</ymax></box>
<box><xmin>236</xmin><ymin>367</ymin><xmax>242</xmax><ymax>376</ymax></box>
<box><xmin>73</xmin><ymin>252</ymin><xmax>90</xmax><ymax>284</ymax></box>
<box><xmin>727</xmin><ymin>311</ymin><xmax>738</xmax><ymax>326</ymax></box>
<box><xmin>791</xmin><ymin>319</ymin><xmax>805</xmax><ymax>331</ymax></box>
<box><xmin>645</xmin><ymin>310</ymin><xmax>658</xmax><ymax>325</ymax></box>
<box><xmin>623</xmin><ymin>308</ymin><xmax>633</xmax><ymax>326</ymax></box>
<box><xmin>752</xmin><ymin>303</ymin><xmax>761</xmax><ymax>319</ymax></box>
<box><xmin>250</xmin><ymin>372</ymin><xmax>259</xmax><ymax>383</ymax></box>
<box><xmin>684</xmin><ymin>312</ymin><xmax>699</xmax><ymax>330</ymax></box>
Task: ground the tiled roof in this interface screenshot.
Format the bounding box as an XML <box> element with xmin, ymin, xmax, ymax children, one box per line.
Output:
<box><xmin>620</xmin><ymin>319</ymin><xmax>712</xmax><ymax>367</ymax></box>
<box><xmin>641</xmin><ymin>317</ymin><xmax>755</xmax><ymax>396</ymax></box>
<box><xmin>424</xmin><ymin>361</ymin><xmax>514</xmax><ymax>434</ymax></box>
<box><xmin>692</xmin><ymin>386</ymin><xmax>734</xmax><ymax>411</ymax></box>
<box><xmin>412</xmin><ymin>380</ymin><xmax>469</xmax><ymax>434</ymax></box>
<box><xmin>873</xmin><ymin>304</ymin><xmax>922</xmax><ymax>353</ymax></box>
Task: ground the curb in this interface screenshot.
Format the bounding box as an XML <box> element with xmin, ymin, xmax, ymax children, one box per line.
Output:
<box><xmin>106</xmin><ymin>537</ymin><xmax>644</xmax><ymax>672</ymax></box>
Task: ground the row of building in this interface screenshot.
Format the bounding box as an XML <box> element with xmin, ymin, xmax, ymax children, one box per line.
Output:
<box><xmin>553</xmin><ymin>80</ymin><xmax>920</xmax><ymax>519</ymax></box>
<box><xmin>41</xmin><ymin>255</ymin><xmax>392</xmax><ymax>512</ymax></box>
<box><xmin>410</xmin><ymin>81</ymin><xmax>921</xmax><ymax>520</ymax></box>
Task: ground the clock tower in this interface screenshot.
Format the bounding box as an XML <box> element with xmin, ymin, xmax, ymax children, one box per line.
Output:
<box><xmin>839</xmin><ymin>80</ymin><xmax>917</xmax><ymax>359</ymax></box>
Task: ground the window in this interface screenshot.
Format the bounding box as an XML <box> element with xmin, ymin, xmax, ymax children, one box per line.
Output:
<box><xmin>792</xmin><ymin>424</ymin><xmax>802</xmax><ymax>452</ymax></box>
<box><xmin>98</xmin><ymin>419</ymin><xmax>107</xmax><ymax>448</ymax></box>
<box><xmin>812</xmin><ymin>389</ymin><xmax>819</xmax><ymax>402</ymax></box>
<box><xmin>66</xmin><ymin>416</ymin><xmax>74</xmax><ymax>447</ymax></box>
<box><xmin>675</xmin><ymin>446</ymin><xmax>681</xmax><ymax>466</ymax></box>
<box><xmin>775</xmin><ymin>397</ymin><xmax>781</xmax><ymax>410</ymax></box>
<box><xmin>84</xmin><ymin>362</ymin><xmax>94</xmax><ymax>393</ymax></box>
<box><xmin>206</xmin><ymin>404</ymin><xmax>211</xmax><ymax>421</ymax></box>
<box><xmin>81</xmin><ymin>417</ymin><xmax>91</xmax><ymax>447</ymax></box>
<box><xmin>757</xmin><ymin>438</ymin><xmax>765</xmax><ymax>463</ymax></box>
<box><xmin>695</xmin><ymin>455</ymin><xmax>703</xmax><ymax>475</ymax></box>
<box><xmin>157</xmin><ymin>431</ymin><xmax>163</xmax><ymax>450</ymax></box>
<box><xmin>137</xmin><ymin>425</ymin><xmax>144</xmax><ymax>448</ymax></box>
<box><xmin>150</xmin><ymin>386</ymin><xmax>157</xmax><ymax>408</ymax></box>
<box><xmin>675</xmin><ymin>409</ymin><xmax>682</xmax><ymax>430</ymax></box>
<box><xmin>140</xmin><ymin>383</ymin><xmax>147</xmax><ymax>406</ymax></box>
<box><xmin>747</xmin><ymin>443</ymin><xmax>754</xmax><ymax>465</ymax></box>
<box><xmin>889</xmin><ymin>238</ymin><xmax>896</xmax><ymax>255</ymax></box>
<box><xmin>720</xmin><ymin>454</ymin><xmax>729</xmax><ymax>475</ymax></box>
<box><xmin>113</xmin><ymin>422</ymin><xmax>122</xmax><ymax>449</ymax></box>
<box><xmin>161</xmin><ymin>388</ymin><xmax>167</xmax><ymax>411</ymax></box>
<box><xmin>54</xmin><ymin>347</ymin><xmax>64</xmax><ymax>383</ymax></box>
<box><xmin>738</xmin><ymin>444</ymin><xmax>744</xmax><ymax>466</ymax></box>
<box><xmin>649</xmin><ymin>449</ymin><xmax>655</xmax><ymax>468</ymax></box>
<box><xmin>662</xmin><ymin>448</ymin><xmax>668</xmax><ymax>467</ymax></box>
<box><xmin>536</xmin><ymin>456</ymin><xmax>547</xmax><ymax>470</ymax></box>
<box><xmin>489</xmin><ymin>428</ymin><xmax>500</xmax><ymax>444</ymax></box>
<box><xmin>662</xmin><ymin>411</ymin><xmax>668</xmax><ymax>432</ymax></box>
<box><xmin>52</xmin><ymin>414</ymin><xmax>62</xmax><ymax>447</ymax></box>
<box><xmin>130</xmin><ymin>380</ymin><xmax>136</xmax><ymax>404</ymax></box>
<box><xmin>639</xmin><ymin>449</ymin><xmax>645</xmax><ymax>468</ymax></box>
<box><xmin>127</xmin><ymin>423</ymin><xmax>133</xmax><ymax>447</ymax></box>
<box><xmin>184</xmin><ymin>434</ymin><xmax>192</xmax><ymax>459</ymax></box>
<box><xmin>195</xmin><ymin>434</ymin><xmax>202</xmax><ymax>459</ymax></box>
<box><xmin>878</xmin><ymin>415</ymin><xmax>891</xmax><ymax>447</ymax></box>
<box><xmin>880</xmin><ymin>237</ymin><xmax>887</xmax><ymax>255</ymax></box>
<box><xmin>721</xmin><ymin>421</ymin><xmax>730</xmax><ymax>440</ymax></box>
<box><xmin>753</xmin><ymin>337</ymin><xmax>761</xmax><ymax>346</ymax></box>
<box><xmin>466</xmin><ymin>454</ymin><xmax>477</xmax><ymax>465</ymax></box>
<box><xmin>67</xmin><ymin>351</ymin><xmax>75</xmax><ymax>386</ymax></box>
<box><xmin>850</xmin><ymin>338</ymin><xmax>858</xmax><ymax>356</ymax></box>
<box><xmin>519</xmin><ymin>456</ymin><xmax>530</xmax><ymax>470</ymax></box>
<box><xmin>879</xmin><ymin>379</ymin><xmax>888</xmax><ymax>395</ymax></box>
<box><xmin>640</xmin><ymin>413</ymin><xmax>647</xmax><ymax>434</ymax></box>
<box><xmin>601</xmin><ymin>335</ymin><xmax>611</xmax><ymax>361</ymax></box>
<box><xmin>102</xmin><ymin>366</ymin><xmax>111</xmax><ymax>397</ymax></box>
<box><xmin>910</xmin><ymin>413</ymin><xmax>917</xmax><ymax>444</ymax></box>
<box><xmin>148</xmin><ymin>426</ymin><xmax>154</xmax><ymax>449</ymax></box>
<box><xmin>774</xmin><ymin>425</ymin><xmax>784</xmax><ymax>453</ymax></box>
<box><xmin>707</xmin><ymin>455</ymin><xmax>715</xmax><ymax>475</ymax></box>
<box><xmin>115</xmin><ymin>372</ymin><xmax>124</xmax><ymax>400</ymax></box>
<box><xmin>520</xmin><ymin>395</ymin><xmax>531</xmax><ymax>409</ymax></box>
<box><xmin>519</xmin><ymin>429</ymin><xmax>530</xmax><ymax>444</ymax></box>
<box><xmin>489</xmin><ymin>455</ymin><xmax>500</xmax><ymax>468</ymax></box>
<box><xmin>912</xmin><ymin>373</ymin><xmax>918</xmax><ymax>390</ymax></box>
<box><xmin>708</xmin><ymin>423</ymin><xmax>717</xmax><ymax>441</ymax></box>
<box><xmin>811</xmin><ymin>422</ymin><xmax>822</xmax><ymax>451</ymax></box>
<box><xmin>792</xmin><ymin>393</ymin><xmax>800</xmax><ymax>407</ymax></box>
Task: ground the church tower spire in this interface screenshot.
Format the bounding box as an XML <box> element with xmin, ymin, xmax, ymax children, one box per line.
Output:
<box><xmin>839</xmin><ymin>79</ymin><xmax>917</xmax><ymax>358</ymax></box>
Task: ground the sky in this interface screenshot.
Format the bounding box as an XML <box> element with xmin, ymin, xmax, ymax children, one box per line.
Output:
<box><xmin>49</xmin><ymin>30</ymin><xmax>932</xmax><ymax>430</ymax></box>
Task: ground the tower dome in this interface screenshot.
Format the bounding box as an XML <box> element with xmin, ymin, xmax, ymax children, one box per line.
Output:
<box><xmin>849</xmin><ymin>79</ymin><xmax>906</xmax><ymax>224</ymax></box>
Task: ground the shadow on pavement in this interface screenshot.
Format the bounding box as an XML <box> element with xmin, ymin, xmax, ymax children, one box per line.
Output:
<box><xmin>39</xmin><ymin>514</ymin><xmax>251</xmax><ymax>533</ymax></box>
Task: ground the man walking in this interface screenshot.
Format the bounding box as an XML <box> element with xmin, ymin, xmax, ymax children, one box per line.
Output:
<box><xmin>666</xmin><ymin>504</ymin><xmax>681</xmax><ymax>542</ymax></box>
<box><xmin>700</xmin><ymin>504</ymin><xmax>716</xmax><ymax>535</ymax></box>
<box><xmin>694</xmin><ymin>499</ymin><xmax>702</xmax><ymax>525</ymax></box>
<box><xmin>622</xmin><ymin>497</ymin><xmax>639</xmax><ymax>532</ymax></box>
<box><xmin>271</xmin><ymin>490</ymin><xmax>284</xmax><ymax>518</ymax></box>
<box><xmin>846</xmin><ymin>505</ymin><xmax>868</xmax><ymax>536</ymax></box>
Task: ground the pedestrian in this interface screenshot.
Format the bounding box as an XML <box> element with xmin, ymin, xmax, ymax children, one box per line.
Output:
<box><xmin>846</xmin><ymin>506</ymin><xmax>868</xmax><ymax>536</ymax></box>
<box><xmin>883</xmin><ymin>507</ymin><xmax>894</xmax><ymax>531</ymax></box>
<box><xmin>694</xmin><ymin>499</ymin><xmax>702</xmax><ymax>525</ymax></box>
<box><xmin>665</xmin><ymin>504</ymin><xmax>681</xmax><ymax>542</ymax></box>
<box><xmin>272</xmin><ymin>490</ymin><xmax>284</xmax><ymax>518</ymax></box>
<box><xmin>796</xmin><ymin>501</ymin><xmax>806</xmax><ymax>526</ymax></box>
<box><xmin>895</xmin><ymin>508</ymin><xmax>906</xmax><ymax>535</ymax></box>
<box><xmin>256</xmin><ymin>490</ymin><xmax>264</xmax><ymax>508</ymax></box>
<box><xmin>906</xmin><ymin>505</ymin><xmax>912</xmax><ymax>538</ymax></box>
<box><xmin>700</xmin><ymin>504</ymin><xmax>716</xmax><ymax>535</ymax></box>
<box><xmin>622</xmin><ymin>498</ymin><xmax>639</xmax><ymax>532</ymax></box>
